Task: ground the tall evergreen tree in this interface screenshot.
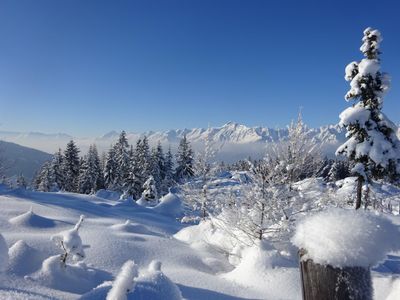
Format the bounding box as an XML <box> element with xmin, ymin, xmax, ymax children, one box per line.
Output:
<box><xmin>123</xmin><ymin>145</ymin><xmax>141</xmax><ymax>198</ymax></box>
<box><xmin>161</xmin><ymin>147</ymin><xmax>175</xmax><ymax>194</ymax></box>
<box><xmin>62</xmin><ymin>140</ymin><xmax>80</xmax><ymax>192</ymax></box>
<box><xmin>51</xmin><ymin>148</ymin><xmax>65</xmax><ymax>190</ymax></box>
<box><xmin>175</xmin><ymin>135</ymin><xmax>194</xmax><ymax>181</ymax></box>
<box><xmin>113</xmin><ymin>131</ymin><xmax>130</xmax><ymax>190</ymax></box>
<box><xmin>78</xmin><ymin>145</ymin><xmax>103</xmax><ymax>194</ymax></box>
<box><xmin>336</xmin><ymin>28</ymin><xmax>400</xmax><ymax>209</ymax></box>
<box><xmin>130</xmin><ymin>136</ymin><xmax>151</xmax><ymax>196</ymax></box>
<box><xmin>104</xmin><ymin>146</ymin><xmax>118</xmax><ymax>190</ymax></box>
<box><xmin>149</xmin><ymin>142</ymin><xmax>165</xmax><ymax>196</ymax></box>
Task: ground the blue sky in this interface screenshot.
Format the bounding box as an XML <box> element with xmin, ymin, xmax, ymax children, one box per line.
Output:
<box><xmin>0</xmin><ymin>0</ymin><xmax>399</xmax><ymax>136</ymax></box>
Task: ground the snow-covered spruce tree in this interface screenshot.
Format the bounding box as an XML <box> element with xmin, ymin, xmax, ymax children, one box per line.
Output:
<box><xmin>123</xmin><ymin>145</ymin><xmax>142</xmax><ymax>198</ymax></box>
<box><xmin>93</xmin><ymin>146</ymin><xmax>105</xmax><ymax>190</ymax></box>
<box><xmin>113</xmin><ymin>131</ymin><xmax>130</xmax><ymax>191</ymax></box>
<box><xmin>35</xmin><ymin>161</ymin><xmax>56</xmax><ymax>192</ymax></box>
<box><xmin>51</xmin><ymin>148</ymin><xmax>65</xmax><ymax>190</ymax></box>
<box><xmin>135</xmin><ymin>138</ymin><xmax>151</xmax><ymax>178</ymax></box>
<box><xmin>336</xmin><ymin>28</ymin><xmax>399</xmax><ymax>209</ymax></box>
<box><xmin>175</xmin><ymin>134</ymin><xmax>194</xmax><ymax>182</ymax></box>
<box><xmin>62</xmin><ymin>140</ymin><xmax>80</xmax><ymax>192</ymax></box>
<box><xmin>161</xmin><ymin>147</ymin><xmax>175</xmax><ymax>195</ymax></box>
<box><xmin>78</xmin><ymin>145</ymin><xmax>103</xmax><ymax>194</ymax></box>
<box><xmin>149</xmin><ymin>143</ymin><xmax>164</xmax><ymax>196</ymax></box>
<box><xmin>104</xmin><ymin>146</ymin><xmax>118</xmax><ymax>190</ymax></box>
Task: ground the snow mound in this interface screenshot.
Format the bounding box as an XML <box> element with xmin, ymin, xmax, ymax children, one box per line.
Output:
<box><xmin>34</xmin><ymin>255</ymin><xmax>110</xmax><ymax>294</ymax></box>
<box><xmin>81</xmin><ymin>260</ymin><xmax>183</xmax><ymax>300</ymax></box>
<box><xmin>131</xmin><ymin>260</ymin><xmax>183</xmax><ymax>300</ymax></box>
<box><xmin>292</xmin><ymin>208</ymin><xmax>400</xmax><ymax>267</ymax></box>
<box><xmin>152</xmin><ymin>191</ymin><xmax>183</xmax><ymax>218</ymax></box>
<box><xmin>136</xmin><ymin>197</ymin><xmax>158</xmax><ymax>207</ymax></box>
<box><xmin>222</xmin><ymin>240</ymin><xmax>299</xmax><ymax>298</ymax></box>
<box><xmin>95</xmin><ymin>189</ymin><xmax>121</xmax><ymax>201</ymax></box>
<box><xmin>386</xmin><ymin>278</ymin><xmax>400</xmax><ymax>300</ymax></box>
<box><xmin>9</xmin><ymin>209</ymin><xmax>55</xmax><ymax>228</ymax></box>
<box><xmin>0</xmin><ymin>233</ymin><xmax>9</xmax><ymax>272</ymax></box>
<box><xmin>113</xmin><ymin>197</ymin><xmax>140</xmax><ymax>208</ymax></box>
<box><xmin>107</xmin><ymin>260</ymin><xmax>138</xmax><ymax>300</ymax></box>
<box><xmin>110</xmin><ymin>220</ymin><xmax>154</xmax><ymax>235</ymax></box>
<box><xmin>8</xmin><ymin>240</ymin><xmax>45</xmax><ymax>276</ymax></box>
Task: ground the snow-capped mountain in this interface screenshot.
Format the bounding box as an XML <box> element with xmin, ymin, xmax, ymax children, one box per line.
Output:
<box><xmin>0</xmin><ymin>122</ymin><xmax>347</xmax><ymax>162</ymax></box>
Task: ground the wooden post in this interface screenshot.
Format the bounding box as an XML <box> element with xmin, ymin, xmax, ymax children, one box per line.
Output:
<box><xmin>355</xmin><ymin>175</ymin><xmax>363</xmax><ymax>210</ymax></box>
<box><xmin>299</xmin><ymin>249</ymin><xmax>372</xmax><ymax>300</ymax></box>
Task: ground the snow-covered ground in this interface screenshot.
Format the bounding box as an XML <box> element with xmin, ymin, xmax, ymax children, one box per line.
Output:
<box><xmin>0</xmin><ymin>177</ymin><xmax>400</xmax><ymax>299</ymax></box>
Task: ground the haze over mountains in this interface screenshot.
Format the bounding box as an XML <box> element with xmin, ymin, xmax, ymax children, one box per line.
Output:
<box><xmin>0</xmin><ymin>122</ymin><xmax>347</xmax><ymax>163</ymax></box>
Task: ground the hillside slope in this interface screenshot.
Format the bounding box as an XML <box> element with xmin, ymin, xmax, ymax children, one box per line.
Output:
<box><xmin>0</xmin><ymin>140</ymin><xmax>52</xmax><ymax>180</ymax></box>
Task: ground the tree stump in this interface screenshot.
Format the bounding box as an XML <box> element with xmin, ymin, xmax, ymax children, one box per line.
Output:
<box><xmin>299</xmin><ymin>249</ymin><xmax>372</xmax><ymax>300</ymax></box>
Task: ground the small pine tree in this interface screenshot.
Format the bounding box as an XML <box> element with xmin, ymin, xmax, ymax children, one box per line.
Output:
<box><xmin>336</xmin><ymin>28</ymin><xmax>400</xmax><ymax>209</ymax></box>
<box><xmin>175</xmin><ymin>135</ymin><xmax>194</xmax><ymax>182</ymax></box>
<box><xmin>141</xmin><ymin>175</ymin><xmax>158</xmax><ymax>203</ymax></box>
<box><xmin>16</xmin><ymin>173</ymin><xmax>27</xmax><ymax>189</ymax></box>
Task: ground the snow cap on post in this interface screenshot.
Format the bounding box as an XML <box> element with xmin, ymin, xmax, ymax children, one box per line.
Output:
<box><xmin>292</xmin><ymin>208</ymin><xmax>400</xmax><ymax>268</ymax></box>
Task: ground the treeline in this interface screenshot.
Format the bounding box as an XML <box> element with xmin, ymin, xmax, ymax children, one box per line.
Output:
<box><xmin>33</xmin><ymin>131</ymin><xmax>195</xmax><ymax>199</ymax></box>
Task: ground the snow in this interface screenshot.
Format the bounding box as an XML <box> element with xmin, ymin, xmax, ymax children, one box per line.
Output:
<box><xmin>222</xmin><ymin>240</ymin><xmax>300</xmax><ymax>299</ymax></box>
<box><xmin>292</xmin><ymin>208</ymin><xmax>400</xmax><ymax>267</ymax></box>
<box><xmin>0</xmin><ymin>233</ymin><xmax>9</xmax><ymax>272</ymax></box>
<box><xmin>51</xmin><ymin>215</ymin><xmax>86</xmax><ymax>262</ymax></box>
<box><xmin>130</xmin><ymin>260</ymin><xmax>184</xmax><ymax>300</ymax></box>
<box><xmin>9</xmin><ymin>208</ymin><xmax>56</xmax><ymax>228</ymax></box>
<box><xmin>33</xmin><ymin>255</ymin><xmax>109</xmax><ymax>294</ymax></box>
<box><xmin>106</xmin><ymin>260</ymin><xmax>138</xmax><ymax>300</ymax></box>
<box><xmin>345</xmin><ymin>61</ymin><xmax>358</xmax><ymax>81</ymax></box>
<box><xmin>152</xmin><ymin>191</ymin><xmax>183</xmax><ymax>218</ymax></box>
<box><xmin>95</xmin><ymin>189</ymin><xmax>121</xmax><ymax>201</ymax></box>
<box><xmin>338</xmin><ymin>103</ymin><xmax>371</xmax><ymax>127</ymax></box>
<box><xmin>360</xmin><ymin>27</ymin><xmax>382</xmax><ymax>55</ymax></box>
<box><xmin>8</xmin><ymin>240</ymin><xmax>45</xmax><ymax>276</ymax></box>
<box><xmin>358</xmin><ymin>58</ymin><xmax>380</xmax><ymax>76</ymax></box>
<box><xmin>1</xmin><ymin>179</ymin><xmax>400</xmax><ymax>299</ymax></box>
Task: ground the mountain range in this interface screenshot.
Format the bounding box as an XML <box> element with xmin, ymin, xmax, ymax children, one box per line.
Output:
<box><xmin>0</xmin><ymin>122</ymin><xmax>348</xmax><ymax>166</ymax></box>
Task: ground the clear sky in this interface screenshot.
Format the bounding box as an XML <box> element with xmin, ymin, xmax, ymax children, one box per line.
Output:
<box><xmin>0</xmin><ymin>0</ymin><xmax>399</xmax><ymax>136</ymax></box>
